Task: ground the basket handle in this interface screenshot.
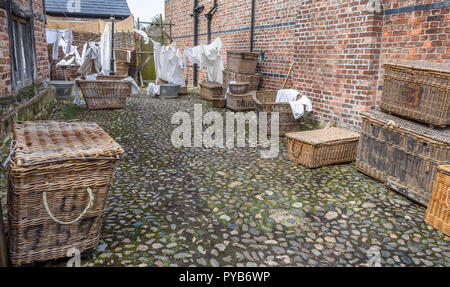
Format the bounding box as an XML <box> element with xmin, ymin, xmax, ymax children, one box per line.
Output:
<box><xmin>446</xmin><ymin>188</ymin><xmax>450</xmax><ymax>211</ymax></box>
<box><xmin>43</xmin><ymin>188</ymin><xmax>94</xmax><ymax>225</ymax></box>
<box><xmin>289</xmin><ymin>140</ymin><xmax>303</xmax><ymax>158</ymax></box>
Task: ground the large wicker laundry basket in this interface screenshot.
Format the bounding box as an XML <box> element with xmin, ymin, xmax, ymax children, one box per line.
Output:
<box><xmin>227</xmin><ymin>51</ymin><xmax>259</xmax><ymax>74</ymax></box>
<box><xmin>253</xmin><ymin>90</ymin><xmax>303</xmax><ymax>136</ymax></box>
<box><xmin>425</xmin><ymin>165</ymin><xmax>450</xmax><ymax>236</ymax></box>
<box><xmin>77</xmin><ymin>80</ymin><xmax>132</xmax><ymax>110</ymax></box>
<box><xmin>6</xmin><ymin>121</ymin><xmax>124</xmax><ymax>266</ymax></box>
<box><xmin>381</xmin><ymin>62</ymin><xmax>450</xmax><ymax>127</ymax></box>
<box><xmin>227</xmin><ymin>91</ymin><xmax>256</xmax><ymax>112</ymax></box>
<box><xmin>356</xmin><ymin>110</ymin><xmax>450</xmax><ymax>206</ymax></box>
<box><xmin>286</xmin><ymin>128</ymin><xmax>360</xmax><ymax>168</ymax></box>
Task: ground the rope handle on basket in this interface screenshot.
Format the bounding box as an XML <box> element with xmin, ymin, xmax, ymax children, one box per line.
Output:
<box><xmin>2</xmin><ymin>140</ymin><xmax>17</xmax><ymax>169</ymax></box>
<box><xmin>446</xmin><ymin>188</ymin><xmax>450</xmax><ymax>211</ymax></box>
<box><xmin>288</xmin><ymin>140</ymin><xmax>303</xmax><ymax>158</ymax></box>
<box><xmin>43</xmin><ymin>188</ymin><xmax>94</xmax><ymax>225</ymax></box>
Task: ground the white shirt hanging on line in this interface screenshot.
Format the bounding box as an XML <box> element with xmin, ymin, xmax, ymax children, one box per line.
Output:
<box><xmin>46</xmin><ymin>29</ymin><xmax>73</xmax><ymax>60</ymax></box>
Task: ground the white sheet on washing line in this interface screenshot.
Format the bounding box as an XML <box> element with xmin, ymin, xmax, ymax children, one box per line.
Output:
<box><xmin>183</xmin><ymin>37</ymin><xmax>223</xmax><ymax>84</ymax></box>
<box><xmin>152</xmin><ymin>40</ymin><xmax>186</xmax><ymax>87</ymax></box>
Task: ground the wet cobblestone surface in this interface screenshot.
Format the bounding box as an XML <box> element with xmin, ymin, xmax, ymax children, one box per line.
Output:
<box><xmin>1</xmin><ymin>92</ymin><xmax>449</xmax><ymax>267</ymax></box>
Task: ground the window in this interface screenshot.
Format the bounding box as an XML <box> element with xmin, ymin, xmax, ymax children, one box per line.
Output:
<box><xmin>11</xmin><ymin>16</ymin><xmax>34</xmax><ymax>90</ymax></box>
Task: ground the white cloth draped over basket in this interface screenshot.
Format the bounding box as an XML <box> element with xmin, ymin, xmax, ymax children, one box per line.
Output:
<box><xmin>276</xmin><ymin>89</ymin><xmax>313</xmax><ymax>119</ymax></box>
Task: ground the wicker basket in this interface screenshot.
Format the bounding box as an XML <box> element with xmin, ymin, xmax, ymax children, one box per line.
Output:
<box><xmin>229</xmin><ymin>82</ymin><xmax>250</xmax><ymax>95</ymax></box>
<box><xmin>200</xmin><ymin>81</ymin><xmax>223</xmax><ymax>101</ymax></box>
<box><xmin>211</xmin><ymin>97</ymin><xmax>226</xmax><ymax>108</ymax></box>
<box><xmin>223</xmin><ymin>69</ymin><xmax>261</xmax><ymax>93</ymax></box>
<box><xmin>227</xmin><ymin>50</ymin><xmax>259</xmax><ymax>74</ymax></box>
<box><xmin>356</xmin><ymin>110</ymin><xmax>450</xmax><ymax>206</ymax></box>
<box><xmin>253</xmin><ymin>90</ymin><xmax>302</xmax><ymax>136</ymax></box>
<box><xmin>286</xmin><ymin>128</ymin><xmax>360</xmax><ymax>169</ymax></box>
<box><xmin>381</xmin><ymin>62</ymin><xmax>450</xmax><ymax>127</ymax></box>
<box><xmin>425</xmin><ymin>165</ymin><xmax>450</xmax><ymax>236</ymax></box>
<box><xmin>6</xmin><ymin>121</ymin><xmax>124</xmax><ymax>266</ymax></box>
<box><xmin>96</xmin><ymin>75</ymin><xmax>126</xmax><ymax>81</ymax></box>
<box><xmin>115</xmin><ymin>61</ymin><xmax>130</xmax><ymax>77</ymax></box>
<box><xmin>77</xmin><ymin>80</ymin><xmax>132</xmax><ymax>110</ymax></box>
<box><xmin>226</xmin><ymin>91</ymin><xmax>256</xmax><ymax>112</ymax></box>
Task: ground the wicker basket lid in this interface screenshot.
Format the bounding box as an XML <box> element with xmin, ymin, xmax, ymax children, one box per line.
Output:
<box><xmin>384</xmin><ymin>61</ymin><xmax>450</xmax><ymax>73</ymax></box>
<box><xmin>200</xmin><ymin>81</ymin><xmax>223</xmax><ymax>89</ymax></box>
<box><xmin>362</xmin><ymin>110</ymin><xmax>450</xmax><ymax>144</ymax></box>
<box><xmin>227</xmin><ymin>50</ymin><xmax>259</xmax><ymax>57</ymax></box>
<box><xmin>11</xmin><ymin>121</ymin><xmax>124</xmax><ymax>168</ymax></box>
<box><xmin>286</xmin><ymin>128</ymin><xmax>360</xmax><ymax>145</ymax></box>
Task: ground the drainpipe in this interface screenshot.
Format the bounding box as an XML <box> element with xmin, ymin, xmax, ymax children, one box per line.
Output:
<box><xmin>205</xmin><ymin>0</ymin><xmax>218</xmax><ymax>44</ymax></box>
<box><xmin>191</xmin><ymin>1</ymin><xmax>204</xmax><ymax>86</ymax></box>
<box><xmin>110</xmin><ymin>17</ymin><xmax>115</xmax><ymax>75</ymax></box>
<box><xmin>250</xmin><ymin>0</ymin><xmax>255</xmax><ymax>52</ymax></box>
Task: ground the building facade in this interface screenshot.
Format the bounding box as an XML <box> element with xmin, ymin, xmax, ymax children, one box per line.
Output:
<box><xmin>165</xmin><ymin>0</ymin><xmax>450</xmax><ymax>129</ymax></box>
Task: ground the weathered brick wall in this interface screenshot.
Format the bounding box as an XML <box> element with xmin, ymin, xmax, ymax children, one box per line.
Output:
<box><xmin>166</xmin><ymin>0</ymin><xmax>449</xmax><ymax>129</ymax></box>
<box><xmin>0</xmin><ymin>0</ymin><xmax>49</xmax><ymax>97</ymax></box>
<box><xmin>0</xmin><ymin>8</ymin><xmax>11</xmax><ymax>97</ymax></box>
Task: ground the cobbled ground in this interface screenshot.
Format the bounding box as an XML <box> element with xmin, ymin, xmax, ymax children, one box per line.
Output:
<box><xmin>1</xmin><ymin>91</ymin><xmax>449</xmax><ymax>267</ymax></box>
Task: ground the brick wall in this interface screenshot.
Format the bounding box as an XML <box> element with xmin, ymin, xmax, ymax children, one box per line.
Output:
<box><xmin>0</xmin><ymin>8</ymin><xmax>11</xmax><ymax>97</ymax></box>
<box><xmin>0</xmin><ymin>0</ymin><xmax>49</xmax><ymax>98</ymax></box>
<box><xmin>166</xmin><ymin>0</ymin><xmax>449</xmax><ymax>129</ymax></box>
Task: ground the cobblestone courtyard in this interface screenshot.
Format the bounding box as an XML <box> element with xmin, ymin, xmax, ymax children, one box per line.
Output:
<box><xmin>1</xmin><ymin>92</ymin><xmax>449</xmax><ymax>267</ymax></box>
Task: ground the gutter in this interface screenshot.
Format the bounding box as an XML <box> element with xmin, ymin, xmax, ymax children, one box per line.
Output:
<box><xmin>191</xmin><ymin>1</ymin><xmax>204</xmax><ymax>86</ymax></box>
<box><xmin>250</xmin><ymin>0</ymin><xmax>255</xmax><ymax>52</ymax></box>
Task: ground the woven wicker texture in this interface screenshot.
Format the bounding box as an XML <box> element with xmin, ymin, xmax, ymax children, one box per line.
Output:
<box><xmin>226</xmin><ymin>91</ymin><xmax>256</xmax><ymax>112</ymax></box>
<box><xmin>356</xmin><ymin>110</ymin><xmax>450</xmax><ymax>206</ymax></box>
<box><xmin>227</xmin><ymin>51</ymin><xmax>259</xmax><ymax>75</ymax></box>
<box><xmin>381</xmin><ymin>62</ymin><xmax>450</xmax><ymax>127</ymax></box>
<box><xmin>7</xmin><ymin>121</ymin><xmax>124</xmax><ymax>266</ymax></box>
<box><xmin>286</xmin><ymin>128</ymin><xmax>360</xmax><ymax>168</ymax></box>
<box><xmin>115</xmin><ymin>62</ymin><xmax>130</xmax><ymax>77</ymax></box>
<box><xmin>200</xmin><ymin>82</ymin><xmax>223</xmax><ymax>101</ymax></box>
<box><xmin>425</xmin><ymin>165</ymin><xmax>450</xmax><ymax>236</ymax></box>
<box><xmin>253</xmin><ymin>90</ymin><xmax>302</xmax><ymax>136</ymax></box>
<box><xmin>96</xmin><ymin>75</ymin><xmax>127</xmax><ymax>81</ymax></box>
<box><xmin>77</xmin><ymin>80</ymin><xmax>131</xmax><ymax>110</ymax></box>
<box><xmin>223</xmin><ymin>70</ymin><xmax>261</xmax><ymax>93</ymax></box>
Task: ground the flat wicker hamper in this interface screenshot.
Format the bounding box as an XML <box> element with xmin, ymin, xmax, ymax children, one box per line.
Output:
<box><xmin>286</xmin><ymin>128</ymin><xmax>360</xmax><ymax>169</ymax></box>
<box><xmin>253</xmin><ymin>90</ymin><xmax>303</xmax><ymax>136</ymax></box>
<box><xmin>356</xmin><ymin>110</ymin><xmax>450</xmax><ymax>206</ymax></box>
<box><xmin>227</xmin><ymin>51</ymin><xmax>259</xmax><ymax>75</ymax></box>
<box><xmin>6</xmin><ymin>121</ymin><xmax>124</xmax><ymax>266</ymax></box>
<box><xmin>200</xmin><ymin>81</ymin><xmax>223</xmax><ymax>101</ymax></box>
<box><xmin>381</xmin><ymin>62</ymin><xmax>450</xmax><ymax>127</ymax></box>
<box><xmin>76</xmin><ymin>80</ymin><xmax>132</xmax><ymax>110</ymax></box>
<box><xmin>425</xmin><ymin>165</ymin><xmax>450</xmax><ymax>236</ymax></box>
<box><xmin>115</xmin><ymin>61</ymin><xmax>130</xmax><ymax>77</ymax></box>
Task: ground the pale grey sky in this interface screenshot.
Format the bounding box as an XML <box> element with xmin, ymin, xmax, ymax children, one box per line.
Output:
<box><xmin>127</xmin><ymin>0</ymin><xmax>165</xmax><ymax>22</ymax></box>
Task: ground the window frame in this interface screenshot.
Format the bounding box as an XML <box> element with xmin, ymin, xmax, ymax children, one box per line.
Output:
<box><xmin>10</xmin><ymin>15</ymin><xmax>35</xmax><ymax>91</ymax></box>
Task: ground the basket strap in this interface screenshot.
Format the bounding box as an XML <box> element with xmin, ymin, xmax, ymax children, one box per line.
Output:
<box><xmin>43</xmin><ymin>188</ymin><xmax>94</xmax><ymax>225</ymax></box>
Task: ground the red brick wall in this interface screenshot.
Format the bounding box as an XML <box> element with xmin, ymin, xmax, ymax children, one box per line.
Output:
<box><xmin>166</xmin><ymin>0</ymin><xmax>450</xmax><ymax>129</ymax></box>
<box><xmin>0</xmin><ymin>0</ymin><xmax>49</xmax><ymax>97</ymax></box>
<box><xmin>0</xmin><ymin>8</ymin><xmax>11</xmax><ymax>97</ymax></box>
